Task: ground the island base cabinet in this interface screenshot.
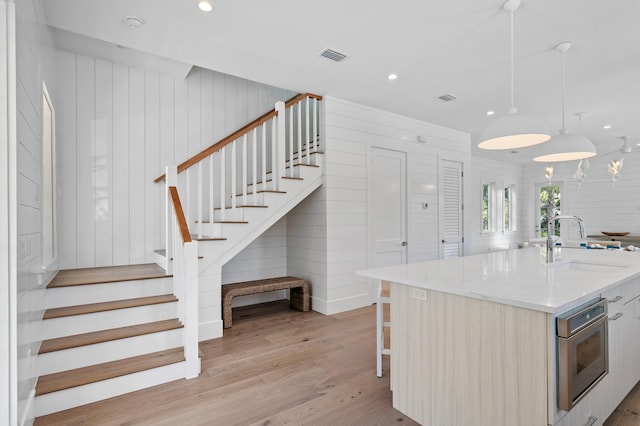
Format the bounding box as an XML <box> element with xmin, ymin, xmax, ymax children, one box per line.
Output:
<box><xmin>390</xmin><ymin>283</ymin><xmax>549</xmax><ymax>426</ymax></box>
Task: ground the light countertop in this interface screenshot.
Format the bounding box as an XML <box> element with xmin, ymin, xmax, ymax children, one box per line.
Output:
<box><xmin>357</xmin><ymin>247</ymin><xmax>640</xmax><ymax>314</ymax></box>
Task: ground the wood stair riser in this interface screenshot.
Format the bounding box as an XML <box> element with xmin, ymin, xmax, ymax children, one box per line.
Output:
<box><xmin>42</xmin><ymin>303</ymin><xmax>179</xmax><ymax>340</ymax></box>
<box><xmin>38</xmin><ymin>328</ymin><xmax>184</xmax><ymax>375</ymax></box>
<box><xmin>45</xmin><ymin>277</ymin><xmax>173</xmax><ymax>309</ymax></box>
<box><xmin>34</xmin><ymin>362</ymin><xmax>187</xmax><ymax>417</ymax></box>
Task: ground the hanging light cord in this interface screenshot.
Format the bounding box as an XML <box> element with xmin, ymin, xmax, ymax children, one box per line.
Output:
<box><xmin>510</xmin><ymin>9</ymin><xmax>515</xmax><ymax>112</ymax></box>
<box><xmin>561</xmin><ymin>49</ymin><xmax>566</xmax><ymax>131</ymax></box>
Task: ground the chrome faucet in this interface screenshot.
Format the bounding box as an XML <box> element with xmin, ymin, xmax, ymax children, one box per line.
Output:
<box><xmin>545</xmin><ymin>197</ymin><xmax>586</xmax><ymax>263</ymax></box>
<box><xmin>553</xmin><ymin>215</ymin><xmax>586</xmax><ymax>239</ymax></box>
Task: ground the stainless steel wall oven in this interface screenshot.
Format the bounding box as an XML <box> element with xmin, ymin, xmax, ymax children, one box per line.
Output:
<box><xmin>556</xmin><ymin>297</ymin><xmax>609</xmax><ymax>411</ymax></box>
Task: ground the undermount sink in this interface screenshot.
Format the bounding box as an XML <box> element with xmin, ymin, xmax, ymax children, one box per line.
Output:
<box><xmin>551</xmin><ymin>260</ymin><xmax>630</xmax><ymax>273</ymax></box>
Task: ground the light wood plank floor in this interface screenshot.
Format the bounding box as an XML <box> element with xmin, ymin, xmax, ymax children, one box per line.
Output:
<box><xmin>35</xmin><ymin>301</ymin><xmax>640</xmax><ymax>425</ymax></box>
<box><xmin>35</xmin><ymin>301</ymin><xmax>416</xmax><ymax>425</ymax></box>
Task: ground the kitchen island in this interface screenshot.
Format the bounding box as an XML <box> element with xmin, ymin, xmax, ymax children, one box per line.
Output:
<box><xmin>358</xmin><ymin>247</ymin><xmax>640</xmax><ymax>426</ymax></box>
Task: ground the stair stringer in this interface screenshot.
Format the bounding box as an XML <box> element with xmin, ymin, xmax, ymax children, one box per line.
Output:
<box><xmin>195</xmin><ymin>165</ymin><xmax>323</xmax><ymax>341</ymax></box>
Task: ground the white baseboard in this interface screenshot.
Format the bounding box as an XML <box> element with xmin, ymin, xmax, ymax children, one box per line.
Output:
<box><xmin>199</xmin><ymin>319</ymin><xmax>223</xmax><ymax>341</ymax></box>
<box><xmin>320</xmin><ymin>293</ymin><xmax>371</xmax><ymax>316</ymax></box>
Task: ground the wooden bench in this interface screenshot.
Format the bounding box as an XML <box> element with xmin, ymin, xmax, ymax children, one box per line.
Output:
<box><xmin>221</xmin><ymin>276</ymin><xmax>310</xmax><ymax>328</ymax></box>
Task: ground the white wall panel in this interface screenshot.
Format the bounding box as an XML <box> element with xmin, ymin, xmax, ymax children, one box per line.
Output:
<box><xmin>112</xmin><ymin>63</ymin><xmax>130</xmax><ymax>265</ymax></box>
<box><xmin>128</xmin><ymin>67</ymin><xmax>145</xmax><ymax>265</ymax></box>
<box><xmin>56</xmin><ymin>51</ymin><xmax>76</xmax><ymax>269</ymax></box>
<box><xmin>14</xmin><ymin>0</ymin><xmax>58</xmax><ymax>422</ymax></box>
<box><xmin>94</xmin><ymin>59</ymin><xmax>113</xmax><ymax>266</ymax></box>
<box><xmin>75</xmin><ymin>55</ymin><xmax>95</xmax><ymax>267</ymax></box>
<box><xmin>143</xmin><ymin>71</ymin><xmax>161</xmax><ymax>263</ymax></box>
<box><xmin>286</xmin><ymin>96</ymin><xmax>470</xmax><ymax>314</ymax></box>
<box><xmin>55</xmin><ymin>51</ymin><xmax>295</xmax><ymax>269</ymax></box>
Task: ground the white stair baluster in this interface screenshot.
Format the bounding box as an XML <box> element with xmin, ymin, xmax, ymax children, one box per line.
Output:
<box><xmin>252</xmin><ymin>129</ymin><xmax>257</xmax><ymax>203</ymax></box>
<box><xmin>209</xmin><ymin>155</ymin><xmax>214</xmax><ymax>234</ymax></box>
<box><xmin>231</xmin><ymin>140</ymin><xmax>237</xmax><ymax>212</ymax></box>
<box><xmin>297</xmin><ymin>102</ymin><xmax>302</xmax><ymax>171</ymax></box>
<box><xmin>197</xmin><ymin>162</ymin><xmax>202</xmax><ymax>239</ymax></box>
<box><xmin>289</xmin><ymin>106</ymin><xmax>294</xmax><ymax>177</ymax></box>
<box><xmin>261</xmin><ymin>124</ymin><xmax>267</xmax><ymax>193</ymax></box>
<box><xmin>185</xmin><ymin>169</ymin><xmax>191</xmax><ymax>235</ymax></box>
<box><xmin>271</xmin><ymin>118</ymin><xmax>276</xmax><ymax>190</ymax></box>
<box><xmin>220</xmin><ymin>148</ymin><xmax>226</xmax><ymax>221</ymax></box>
<box><xmin>242</xmin><ymin>134</ymin><xmax>247</xmax><ymax>205</ymax></box>
<box><xmin>308</xmin><ymin>96</ymin><xmax>313</xmax><ymax>164</ymax></box>
<box><xmin>313</xmin><ymin>98</ymin><xmax>318</xmax><ymax>154</ymax></box>
<box><xmin>276</xmin><ymin>102</ymin><xmax>286</xmax><ymax>186</ymax></box>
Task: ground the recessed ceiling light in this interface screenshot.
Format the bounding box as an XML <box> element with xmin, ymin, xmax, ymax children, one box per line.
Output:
<box><xmin>486</xmin><ymin>110</ymin><xmax>495</xmax><ymax>116</ymax></box>
<box><xmin>603</xmin><ymin>125</ymin><xmax>612</xmax><ymax>129</ymax></box>
<box><xmin>198</xmin><ymin>0</ymin><xmax>213</xmax><ymax>12</ymax></box>
<box><xmin>388</xmin><ymin>74</ymin><xmax>398</xmax><ymax>80</ymax></box>
<box><xmin>123</xmin><ymin>15</ymin><xmax>145</xmax><ymax>28</ymax></box>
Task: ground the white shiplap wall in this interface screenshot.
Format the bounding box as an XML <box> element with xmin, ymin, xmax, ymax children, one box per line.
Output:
<box><xmin>14</xmin><ymin>0</ymin><xmax>57</xmax><ymax>423</ymax></box>
<box><xmin>521</xmin><ymin>153</ymin><xmax>640</xmax><ymax>241</ymax></box>
<box><xmin>468</xmin><ymin>156</ymin><xmax>525</xmax><ymax>254</ymax></box>
<box><xmin>295</xmin><ymin>97</ymin><xmax>471</xmax><ymax>315</ymax></box>
<box><xmin>54</xmin><ymin>50</ymin><xmax>295</xmax><ymax>269</ymax></box>
<box><xmin>222</xmin><ymin>217</ymin><xmax>288</xmax><ymax>307</ymax></box>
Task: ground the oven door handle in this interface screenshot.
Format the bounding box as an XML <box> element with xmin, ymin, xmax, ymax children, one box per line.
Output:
<box><xmin>609</xmin><ymin>312</ymin><xmax>624</xmax><ymax>321</ymax></box>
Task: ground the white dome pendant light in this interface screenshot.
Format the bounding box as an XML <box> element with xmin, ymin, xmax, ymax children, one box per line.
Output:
<box><xmin>533</xmin><ymin>43</ymin><xmax>597</xmax><ymax>162</ymax></box>
<box><xmin>478</xmin><ymin>0</ymin><xmax>550</xmax><ymax>150</ymax></box>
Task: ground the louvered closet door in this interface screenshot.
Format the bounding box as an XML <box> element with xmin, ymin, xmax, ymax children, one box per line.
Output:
<box><xmin>438</xmin><ymin>159</ymin><xmax>464</xmax><ymax>259</ymax></box>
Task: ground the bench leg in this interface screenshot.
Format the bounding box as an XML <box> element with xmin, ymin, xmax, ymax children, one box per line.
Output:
<box><xmin>223</xmin><ymin>298</ymin><xmax>233</xmax><ymax>329</ymax></box>
<box><xmin>289</xmin><ymin>286</ymin><xmax>309</xmax><ymax>312</ymax></box>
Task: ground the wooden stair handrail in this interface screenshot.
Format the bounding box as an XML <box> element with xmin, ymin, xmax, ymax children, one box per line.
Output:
<box><xmin>154</xmin><ymin>92</ymin><xmax>323</xmax><ymax>183</ymax></box>
<box><xmin>169</xmin><ymin>186</ymin><xmax>192</xmax><ymax>244</ymax></box>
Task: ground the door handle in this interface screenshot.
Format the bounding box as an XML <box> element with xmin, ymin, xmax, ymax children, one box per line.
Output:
<box><xmin>442</xmin><ymin>239</ymin><xmax>446</xmax><ymax>243</ymax></box>
<box><xmin>401</xmin><ymin>242</ymin><xmax>407</xmax><ymax>246</ymax></box>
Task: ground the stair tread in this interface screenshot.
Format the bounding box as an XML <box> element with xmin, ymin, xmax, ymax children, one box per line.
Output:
<box><xmin>233</xmin><ymin>190</ymin><xmax>287</xmax><ymax>196</ymax></box>
<box><xmin>39</xmin><ymin>319</ymin><xmax>183</xmax><ymax>354</ymax></box>
<box><xmin>190</xmin><ymin>235</ymin><xmax>227</xmax><ymax>241</ymax></box>
<box><xmin>47</xmin><ymin>263</ymin><xmax>170</xmax><ymax>288</ymax></box>
<box><xmin>154</xmin><ymin>249</ymin><xmax>204</xmax><ymax>259</ymax></box>
<box><xmin>196</xmin><ymin>220</ymin><xmax>248</xmax><ymax>224</ymax></box>
<box><xmin>43</xmin><ymin>295</ymin><xmax>178</xmax><ymax>320</ymax></box>
<box><xmin>35</xmin><ymin>347</ymin><xmax>185</xmax><ymax>396</ymax></box>
<box><xmin>286</xmin><ymin>163</ymin><xmax>320</xmax><ymax>169</ymax></box>
<box><xmin>213</xmin><ymin>205</ymin><xmax>268</xmax><ymax>210</ymax></box>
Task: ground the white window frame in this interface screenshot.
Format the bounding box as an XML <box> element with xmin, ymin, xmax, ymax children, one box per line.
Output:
<box><xmin>481</xmin><ymin>182</ymin><xmax>496</xmax><ymax>234</ymax></box>
<box><xmin>503</xmin><ymin>184</ymin><xmax>517</xmax><ymax>232</ymax></box>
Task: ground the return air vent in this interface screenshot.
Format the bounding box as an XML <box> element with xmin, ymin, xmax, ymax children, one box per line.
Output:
<box><xmin>320</xmin><ymin>49</ymin><xmax>348</xmax><ymax>62</ymax></box>
<box><xmin>437</xmin><ymin>93</ymin><xmax>457</xmax><ymax>102</ymax></box>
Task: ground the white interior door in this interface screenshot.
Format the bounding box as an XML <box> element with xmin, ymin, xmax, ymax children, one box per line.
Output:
<box><xmin>438</xmin><ymin>159</ymin><xmax>464</xmax><ymax>259</ymax></box>
<box><xmin>368</xmin><ymin>147</ymin><xmax>407</xmax><ymax>270</ymax></box>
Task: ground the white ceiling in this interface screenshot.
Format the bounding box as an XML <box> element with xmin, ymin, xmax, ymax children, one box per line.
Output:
<box><xmin>42</xmin><ymin>0</ymin><xmax>640</xmax><ymax>163</ymax></box>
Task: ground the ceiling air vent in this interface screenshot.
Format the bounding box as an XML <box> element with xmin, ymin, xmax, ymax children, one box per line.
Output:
<box><xmin>320</xmin><ymin>49</ymin><xmax>348</xmax><ymax>62</ymax></box>
<box><xmin>437</xmin><ymin>93</ymin><xmax>457</xmax><ymax>102</ymax></box>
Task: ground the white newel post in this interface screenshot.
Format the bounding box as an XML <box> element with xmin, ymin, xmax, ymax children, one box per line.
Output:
<box><xmin>165</xmin><ymin>166</ymin><xmax>178</xmax><ymax>274</ymax></box>
<box><xmin>183</xmin><ymin>239</ymin><xmax>200</xmax><ymax>378</ymax></box>
<box><xmin>276</xmin><ymin>101</ymin><xmax>286</xmax><ymax>186</ymax></box>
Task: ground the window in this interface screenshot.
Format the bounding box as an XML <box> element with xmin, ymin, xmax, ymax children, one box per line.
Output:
<box><xmin>538</xmin><ymin>184</ymin><xmax>561</xmax><ymax>238</ymax></box>
<box><xmin>503</xmin><ymin>185</ymin><xmax>516</xmax><ymax>231</ymax></box>
<box><xmin>481</xmin><ymin>183</ymin><xmax>494</xmax><ymax>232</ymax></box>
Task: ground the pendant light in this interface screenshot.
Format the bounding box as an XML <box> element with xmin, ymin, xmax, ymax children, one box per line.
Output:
<box><xmin>478</xmin><ymin>0</ymin><xmax>550</xmax><ymax>150</ymax></box>
<box><xmin>533</xmin><ymin>43</ymin><xmax>597</xmax><ymax>162</ymax></box>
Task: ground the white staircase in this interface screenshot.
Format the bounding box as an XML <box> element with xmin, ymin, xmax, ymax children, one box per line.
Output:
<box><xmin>35</xmin><ymin>93</ymin><xmax>323</xmax><ymax>419</ymax></box>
